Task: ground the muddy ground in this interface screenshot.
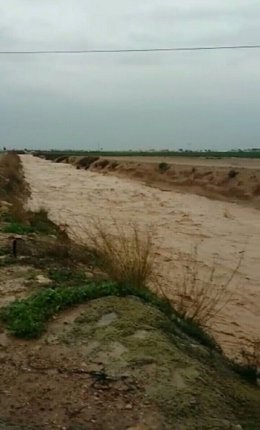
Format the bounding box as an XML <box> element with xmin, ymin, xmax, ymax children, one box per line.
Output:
<box><xmin>0</xmin><ymin>257</ymin><xmax>259</xmax><ymax>430</ymax></box>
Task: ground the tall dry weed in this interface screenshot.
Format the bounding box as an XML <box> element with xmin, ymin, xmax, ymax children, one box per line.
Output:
<box><xmin>0</xmin><ymin>153</ymin><xmax>28</xmax><ymax>218</ymax></box>
<box><xmin>168</xmin><ymin>247</ymin><xmax>243</xmax><ymax>327</ymax></box>
<box><xmin>73</xmin><ymin>219</ymin><xmax>155</xmax><ymax>289</ymax></box>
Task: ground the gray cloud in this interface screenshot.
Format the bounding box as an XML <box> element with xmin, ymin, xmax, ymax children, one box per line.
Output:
<box><xmin>0</xmin><ymin>0</ymin><xmax>260</xmax><ymax>150</ymax></box>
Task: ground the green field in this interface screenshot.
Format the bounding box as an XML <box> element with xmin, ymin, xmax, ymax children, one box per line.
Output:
<box><xmin>33</xmin><ymin>149</ymin><xmax>260</xmax><ymax>160</ymax></box>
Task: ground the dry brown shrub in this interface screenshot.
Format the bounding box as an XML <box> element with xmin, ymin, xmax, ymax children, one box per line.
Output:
<box><xmin>9</xmin><ymin>201</ymin><xmax>29</xmax><ymax>223</ymax></box>
<box><xmin>0</xmin><ymin>153</ymin><xmax>23</xmax><ymax>199</ymax></box>
<box><xmin>73</xmin><ymin>219</ymin><xmax>155</xmax><ymax>289</ymax></box>
<box><xmin>168</xmin><ymin>247</ymin><xmax>243</xmax><ymax>327</ymax></box>
<box><xmin>0</xmin><ymin>153</ymin><xmax>29</xmax><ymax>220</ymax></box>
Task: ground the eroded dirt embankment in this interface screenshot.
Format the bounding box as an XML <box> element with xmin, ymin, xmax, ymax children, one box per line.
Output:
<box><xmin>21</xmin><ymin>155</ymin><xmax>260</xmax><ymax>359</ymax></box>
<box><xmin>1</xmin><ymin>290</ymin><xmax>259</xmax><ymax>429</ymax></box>
<box><xmin>53</xmin><ymin>154</ymin><xmax>260</xmax><ymax>209</ymax></box>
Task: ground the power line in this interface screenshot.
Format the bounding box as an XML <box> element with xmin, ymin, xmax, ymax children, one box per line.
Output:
<box><xmin>1</xmin><ymin>44</ymin><xmax>260</xmax><ymax>55</ymax></box>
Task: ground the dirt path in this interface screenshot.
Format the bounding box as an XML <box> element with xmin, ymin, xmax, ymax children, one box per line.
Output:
<box><xmin>21</xmin><ymin>155</ymin><xmax>260</xmax><ymax>358</ymax></box>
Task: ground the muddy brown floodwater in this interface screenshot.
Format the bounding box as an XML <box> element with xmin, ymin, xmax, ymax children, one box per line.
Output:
<box><xmin>21</xmin><ymin>155</ymin><xmax>260</xmax><ymax>358</ymax></box>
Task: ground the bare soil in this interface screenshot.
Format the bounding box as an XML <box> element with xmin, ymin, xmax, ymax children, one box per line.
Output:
<box><xmin>0</xmin><ymin>260</ymin><xmax>259</xmax><ymax>430</ymax></box>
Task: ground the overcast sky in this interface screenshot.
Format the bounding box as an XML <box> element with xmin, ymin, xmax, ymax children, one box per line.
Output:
<box><xmin>1</xmin><ymin>1</ymin><xmax>260</xmax><ymax>151</ymax></box>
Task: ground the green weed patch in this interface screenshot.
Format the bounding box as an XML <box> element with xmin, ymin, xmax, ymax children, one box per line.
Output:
<box><xmin>0</xmin><ymin>281</ymin><xmax>217</xmax><ymax>350</ymax></box>
<box><xmin>48</xmin><ymin>268</ymin><xmax>87</xmax><ymax>285</ymax></box>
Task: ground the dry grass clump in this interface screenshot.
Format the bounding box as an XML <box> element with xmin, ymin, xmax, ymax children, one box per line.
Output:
<box><xmin>0</xmin><ymin>153</ymin><xmax>27</xmax><ymax>202</ymax></box>
<box><xmin>168</xmin><ymin>247</ymin><xmax>243</xmax><ymax>327</ymax></box>
<box><xmin>0</xmin><ymin>152</ymin><xmax>29</xmax><ymax>222</ymax></box>
<box><xmin>8</xmin><ymin>202</ymin><xmax>28</xmax><ymax>223</ymax></box>
<box><xmin>77</xmin><ymin>219</ymin><xmax>155</xmax><ymax>289</ymax></box>
<box><xmin>73</xmin><ymin>219</ymin><xmax>241</xmax><ymax>330</ymax></box>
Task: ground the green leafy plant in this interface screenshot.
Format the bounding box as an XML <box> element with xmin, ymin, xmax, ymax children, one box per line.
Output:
<box><xmin>0</xmin><ymin>282</ymin><xmax>119</xmax><ymax>338</ymax></box>
<box><xmin>2</xmin><ymin>208</ymin><xmax>58</xmax><ymax>236</ymax></box>
<box><xmin>0</xmin><ymin>281</ymin><xmax>217</xmax><ymax>350</ymax></box>
<box><xmin>2</xmin><ymin>222</ymin><xmax>35</xmax><ymax>235</ymax></box>
<box><xmin>48</xmin><ymin>268</ymin><xmax>87</xmax><ymax>285</ymax></box>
